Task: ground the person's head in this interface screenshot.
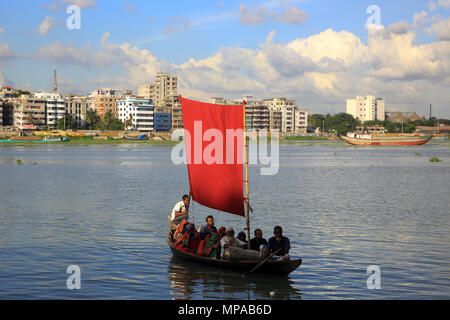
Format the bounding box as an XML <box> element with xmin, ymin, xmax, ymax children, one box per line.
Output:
<box><xmin>182</xmin><ymin>194</ymin><xmax>189</xmax><ymax>205</ymax></box>
<box><xmin>274</xmin><ymin>226</ymin><xmax>283</xmax><ymax>237</ymax></box>
<box><xmin>254</xmin><ymin>228</ymin><xmax>263</xmax><ymax>240</ymax></box>
<box><xmin>217</xmin><ymin>227</ymin><xmax>226</xmax><ymax>238</ymax></box>
<box><xmin>226</xmin><ymin>227</ymin><xmax>235</xmax><ymax>238</ymax></box>
<box><xmin>237</xmin><ymin>231</ymin><xmax>246</xmax><ymax>242</ymax></box>
<box><xmin>206</xmin><ymin>215</ymin><xmax>214</xmax><ymax>227</ymax></box>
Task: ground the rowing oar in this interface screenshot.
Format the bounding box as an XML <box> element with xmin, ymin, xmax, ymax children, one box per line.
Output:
<box><xmin>244</xmin><ymin>249</ymin><xmax>281</xmax><ymax>275</ymax></box>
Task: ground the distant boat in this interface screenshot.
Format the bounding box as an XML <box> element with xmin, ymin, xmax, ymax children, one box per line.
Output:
<box><xmin>122</xmin><ymin>134</ymin><xmax>149</xmax><ymax>141</ymax></box>
<box><xmin>0</xmin><ymin>136</ymin><xmax>69</xmax><ymax>143</ymax></box>
<box><xmin>341</xmin><ymin>133</ymin><xmax>432</xmax><ymax>146</ymax></box>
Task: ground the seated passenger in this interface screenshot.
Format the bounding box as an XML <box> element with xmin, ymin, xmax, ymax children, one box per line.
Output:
<box><xmin>173</xmin><ymin>219</ymin><xmax>189</xmax><ymax>245</ymax></box>
<box><xmin>197</xmin><ymin>233</ymin><xmax>211</xmax><ymax>257</ymax></box>
<box><xmin>250</xmin><ymin>228</ymin><xmax>268</xmax><ymax>257</ymax></box>
<box><xmin>237</xmin><ymin>231</ymin><xmax>248</xmax><ymax>244</ymax></box>
<box><xmin>220</xmin><ymin>228</ymin><xmax>247</xmax><ymax>258</ymax></box>
<box><xmin>268</xmin><ymin>226</ymin><xmax>291</xmax><ymax>260</ymax></box>
<box><xmin>205</xmin><ymin>227</ymin><xmax>226</xmax><ymax>259</ymax></box>
<box><xmin>176</xmin><ymin>223</ymin><xmax>200</xmax><ymax>253</ymax></box>
<box><xmin>199</xmin><ymin>215</ymin><xmax>217</xmax><ymax>240</ymax></box>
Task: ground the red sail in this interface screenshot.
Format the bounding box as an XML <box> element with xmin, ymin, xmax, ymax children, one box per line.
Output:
<box><xmin>180</xmin><ymin>97</ymin><xmax>245</xmax><ymax>217</ymax></box>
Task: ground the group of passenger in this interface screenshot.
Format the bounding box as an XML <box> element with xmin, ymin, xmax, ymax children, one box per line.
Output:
<box><xmin>170</xmin><ymin>196</ymin><xmax>291</xmax><ymax>261</ymax></box>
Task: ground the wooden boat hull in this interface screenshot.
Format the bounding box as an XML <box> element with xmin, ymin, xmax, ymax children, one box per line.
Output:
<box><xmin>341</xmin><ymin>134</ymin><xmax>432</xmax><ymax>146</ymax></box>
<box><xmin>167</xmin><ymin>230</ymin><xmax>301</xmax><ymax>276</ymax></box>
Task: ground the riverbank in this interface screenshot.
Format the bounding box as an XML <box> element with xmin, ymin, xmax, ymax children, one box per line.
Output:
<box><xmin>0</xmin><ymin>135</ymin><xmax>332</xmax><ymax>146</ymax></box>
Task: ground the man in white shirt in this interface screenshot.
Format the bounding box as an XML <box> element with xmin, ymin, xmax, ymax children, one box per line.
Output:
<box><xmin>171</xmin><ymin>194</ymin><xmax>190</xmax><ymax>225</ymax></box>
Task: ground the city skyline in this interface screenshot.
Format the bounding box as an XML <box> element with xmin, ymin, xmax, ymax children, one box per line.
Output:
<box><xmin>0</xmin><ymin>0</ymin><xmax>450</xmax><ymax>117</ymax></box>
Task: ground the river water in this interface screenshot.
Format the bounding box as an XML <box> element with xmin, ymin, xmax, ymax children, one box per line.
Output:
<box><xmin>0</xmin><ymin>141</ymin><xmax>449</xmax><ymax>299</ymax></box>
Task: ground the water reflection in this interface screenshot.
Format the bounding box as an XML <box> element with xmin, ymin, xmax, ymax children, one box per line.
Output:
<box><xmin>167</xmin><ymin>256</ymin><xmax>302</xmax><ymax>300</ymax></box>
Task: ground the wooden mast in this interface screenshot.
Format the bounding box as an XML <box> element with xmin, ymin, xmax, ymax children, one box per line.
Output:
<box><xmin>243</xmin><ymin>100</ymin><xmax>251</xmax><ymax>249</ymax></box>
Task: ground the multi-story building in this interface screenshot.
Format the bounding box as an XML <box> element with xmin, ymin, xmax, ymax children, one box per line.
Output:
<box><xmin>261</xmin><ymin>98</ymin><xmax>308</xmax><ymax>133</ymax></box>
<box><xmin>91</xmin><ymin>88</ymin><xmax>122</xmax><ymax>119</ymax></box>
<box><xmin>118</xmin><ymin>97</ymin><xmax>155</xmax><ymax>132</ymax></box>
<box><xmin>269</xmin><ymin>110</ymin><xmax>282</xmax><ymax>131</ymax></box>
<box><xmin>346</xmin><ymin>95</ymin><xmax>385</xmax><ymax>122</ymax></box>
<box><xmin>154</xmin><ymin>113</ymin><xmax>171</xmax><ymax>132</ymax></box>
<box><xmin>33</xmin><ymin>92</ymin><xmax>66</xmax><ymax>129</ymax></box>
<box><xmin>1</xmin><ymin>99</ymin><xmax>14</xmax><ymax>126</ymax></box>
<box><xmin>66</xmin><ymin>95</ymin><xmax>91</xmax><ymax>128</ymax></box>
<box><xmin>1</xmin><ymin>86</ymin><xmax>16</xmax><ymax>99</ymax></box>
<box><xmin>138</xmin><ymin>72</ymin><xmax>178</xmax><ymax>108</ymax></box>
<box><xmin>245</xmin><ymin>104</ymin><xmax>270</xmax><ymax>132</ymax></box>
<box><xmin>294</xmin><ymin>108</ymin><xmax>308</xmax><ymax>133</ymax></box>
<box><xmin>13</xmin><ymin>95</ymin><xmax>47</xmax><ymax>130</ymax></box>
<box><xmin>0</xmin><ymin>98</ymin><xmax>3</xmax><ymax>126</ymax></box>
<box><xmin>208</xmin><ymin>96</ymin><xmax>306</xmax><ymax>133</ymax></box>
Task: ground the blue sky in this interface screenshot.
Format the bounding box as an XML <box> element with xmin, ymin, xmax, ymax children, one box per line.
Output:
<box><xmin>1</xmin><ymin>0</ymin><xmax>450</xmax><ymax>117</ymax></box>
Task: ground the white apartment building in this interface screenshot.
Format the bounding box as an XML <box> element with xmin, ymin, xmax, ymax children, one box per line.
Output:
<box><xmin>33</xmin><ymin>92</ymin><xmax>66</xmax><ymax>128</ymax></box>
<box><xmin>118</xmin><ymin>97</ymin><xmax>154</xmax><ymax>132</ymax></box>
<box><xmin>261</xmin><ymin>98</ymin><xmax>308</xmax><ymax>133</ymax></box>
<box><xmin>346</xmin><ymin>95</ymin><xmax>385</xmax><ymax>122</ymax></box>
<box><xmin>138</xmin><ymin>72</ymin><xmax>177</xmax><ymax>108</ymax></box>
<box><xmin>294</xmin><ymin>108</ymin><xmax>308</xmax><ymax>133</ymax></box>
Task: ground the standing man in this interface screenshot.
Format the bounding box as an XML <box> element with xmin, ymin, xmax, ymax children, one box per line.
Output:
<box><xmin>199</xmin><ymin>215</ymin><xmax>217</xmax><ymax>240</ymax></box>
<box><xmin>171</xmin><ymin>194</ymin><xmax>190</xmax><ymax>225</ymax></box>
<box><xmin>268</xmin><ymin>226</ymin><xmax>290</xmax><ymax>260</ymax></box>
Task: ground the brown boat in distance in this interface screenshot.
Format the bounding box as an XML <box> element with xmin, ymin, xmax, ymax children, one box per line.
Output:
<box><xmin>341</xmin><ymin>132</ymin><xmax>432</xmax><ymax>146</ymax></box>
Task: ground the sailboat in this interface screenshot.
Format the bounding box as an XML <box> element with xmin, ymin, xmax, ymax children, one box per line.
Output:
<box><xmin>166</xmin><ymin>97</ymin><xmax>302</xmax><ymax>276</ymax></box>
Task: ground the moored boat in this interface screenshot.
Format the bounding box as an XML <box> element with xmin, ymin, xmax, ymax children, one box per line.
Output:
<box><xmin>0</xmin><ymin>136</ymin><xmax>70</xmax><ymax>143</ymax></box>
<box><xmin>122</xmin><ymin>134</ymin><xmax>149</xmax><ymax>141</ymax></box>
<box><xmin>341</xmin><ymin>132</ymin><xmax>432</xmax><ymax>146</ymax></box>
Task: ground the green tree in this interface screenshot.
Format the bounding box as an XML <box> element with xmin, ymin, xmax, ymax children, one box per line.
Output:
<box><xmin>85</xmin><ymin>109</ymin><xmax>101</xmax><ymax>130</ymax></box>
<box><xmin>101</xmin><ymin>110</ymin><xmax>125</xmax><ymax>130</ymax></box>
<box><xmin>56</xmin><ymin>114</ymin><xmax>77</xmax><ymax>130</ymax></box>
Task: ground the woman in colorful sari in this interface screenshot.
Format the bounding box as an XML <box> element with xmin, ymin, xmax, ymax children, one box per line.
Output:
<box><xmin>204</xmin><ymin>226</ymin><xmax>226</xmax><ymax>259</ymax></box>
<box><xmin>176</xmin><ymin>223</ymin><xmax>200</xmax><ymax>253</ymax></box>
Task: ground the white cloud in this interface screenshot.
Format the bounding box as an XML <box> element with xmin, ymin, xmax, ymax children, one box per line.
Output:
<box><xmin>438</xmin><ymin>0</ymin><xmax>450</xmax><ymax>9</ymax></box>
<box><xmin>239</xmin><ymin>4</ymin><xmax>267</xmax><ymax>25</ymax></box>
<box><xmin>430</xmin><ymin>17</ymin><xmax>450</xmax><ymax>40</ymax></box>
<box><xmin>239</xmin><ymin>3</ymin><xmax>307</xmax><ymax>25</ymax></box>
<box><xmin>32</xmin><ymin>21</ymin><xmax>450</xmax><ymax>117</ymax></box>
<box><xmin>0</xmin><ymin>27</ymin><xmax>4</xmax><ymax>37</ymax></box>
<box><xmin>429</xmin><ymin>1</ymin><xmax>437</xmax><ymax>11</ymax></box>
<box><xmin>269</xmin><ymin>6</ymin><xmax>308</xmax><ymax>24</ymax></box>
<box><xmin>413</xmin><ymin>11</ymin><xmax>429</xmax><ymax>30</ymax></box>
<box><xmin>61</xmin><ymin>0</ymin><xmax>97</xmax><ymax>8</ymax></box>
<box><xmin>165</xmin><ymin>17</ymin><xmax>191</xmax><ymax>34</ymax></box>
<box><xmin>41</xmin><ymin>0</ymin><xmax>97</xmax><ymax>10</ymax></box>
<box><xmin>37</xmin><ymin>16</ymin><xmax>56</xmax><ymax>35</ymax></box>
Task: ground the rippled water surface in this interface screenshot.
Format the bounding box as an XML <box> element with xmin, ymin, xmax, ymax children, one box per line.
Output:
<box><xmin>0</xmin><ymin>141</ymin><xmax>449</xmax><ymax>299</ymax></box>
